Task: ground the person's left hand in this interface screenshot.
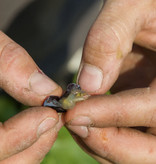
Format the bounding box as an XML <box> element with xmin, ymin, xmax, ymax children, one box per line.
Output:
<box><xmin>0</xmin><ymin>31</ymin><xmax>64</xmax><ymax>163</ymax></box>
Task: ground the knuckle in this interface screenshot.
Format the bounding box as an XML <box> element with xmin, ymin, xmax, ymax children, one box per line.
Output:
<box><xmin>0</xmin><ymin>42</ymin><xmax>27</xmax><ymax>72</ymax></box>
<box><xmin>111</xmin><ymin>96</ymin><xmax>127</xmax><ymax>127</ymax></box>
<box><xmin>83</xmin><ymin>27</ymin><xmax>119</xmax><ymax>66</ymax></box>
<box><xmin>85</xmin><ymin>26</ymin><xmax>119</xmax><ymax>56</ymax></box>
<box><xmin>112</xmin><ymin>109</ymin><xmax>125</xmax><ymax>127</ymax></box>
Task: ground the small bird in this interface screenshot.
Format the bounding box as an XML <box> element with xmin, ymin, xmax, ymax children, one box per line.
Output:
<box><xmin>43</xmin><ymin>83</ymin><xmax>90</xmax><ymax>113</ymax></box>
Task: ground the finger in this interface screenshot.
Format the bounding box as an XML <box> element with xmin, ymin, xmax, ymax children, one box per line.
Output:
<box><xmin>0</xmin><ymin>107</ymin><xmax>62</xmax><ymax>161</ymax></box>
<box><xmin>111</xmin><ymin>45</ymin><xmax>156</xmax><ymax>93</ymax></box>
<box><xmin>65</xmin><ymin>87</ymin><xmax>156</xmax><ymax>128</ymax></box>
<box><xmin>69</xmin><ymin>131</ymin><xmax>113</xmax><ymax>164</ymax></box>
<box><xmin>135</xmin><ymin>30</ymin><xmax>156</xmax><ymax>51</ymax></box>
<box><xmin>68</xmin><ymin>126</ymin><xmax>156</xmax><ymax>163</ymax></box>
<box><xmin>1</xmin><ymin>115</ymin><xmax>63</xmax><ymax>164</ymax></box>
<box><xmin>135</xmin><ymin>3</ymin><xmax>156</xmax><ymax>52</ymax></box>
<box><xmin>0</xmin><ymin>31</ymin><xmax>62</xmax><ymax>106</ymax></box>
<box><xmin>77</xmin><ymin>0</ymin><xmax>152</xmax><ymax>94</ymax></box>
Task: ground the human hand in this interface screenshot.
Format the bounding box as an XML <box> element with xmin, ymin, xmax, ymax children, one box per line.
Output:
<box><xmin>0</xmin><ymin>31</ymin><xmax>63</xmax><ymax>163</ymax></box>
<box><xmin>65</xmin><ymin>0</ymin><xmax>156</xmax><ymax>163</ymax></box>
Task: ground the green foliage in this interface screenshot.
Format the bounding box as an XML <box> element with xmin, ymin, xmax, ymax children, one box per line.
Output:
<box><xmin>72</xmin><ymin>72</ymin><xmax>78</xmax><ymax>83</ymax></box>
<box><xmin>105</xmin><ymin>90</ymin><xmax>111</xmax><ymax>95</ymax></box>
<box><xmin>0</xmin><ymin>95</ymin><xmax>18</xmax><ymax>122</ymax></box>
<box><xmin>42</xmin><ymin>127</ymin><xmax>98</xmax><ymax>164</ymax></box>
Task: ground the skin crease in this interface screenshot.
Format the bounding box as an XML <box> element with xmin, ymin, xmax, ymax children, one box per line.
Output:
<box><xmin>65</xmin><ymin>0</ymin><xmax>156</xmax><ymax>163</ymax></box>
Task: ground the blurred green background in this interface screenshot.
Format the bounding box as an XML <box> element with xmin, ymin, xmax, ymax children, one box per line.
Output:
<box><xmin>0</xmin><ymin>91</ymin><xmax>98</xmax><ymax>164</ymax></box>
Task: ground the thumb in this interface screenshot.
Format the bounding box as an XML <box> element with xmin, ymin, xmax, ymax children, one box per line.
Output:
<box><xmin>77</xmin><ymin>0</ymin><xmax>149</xmax><ymax>94</ymax></box>
<box><xmin>0</xmin><ymin>107</ymin><xmax>63</xmax><ymax>161</ymax></box>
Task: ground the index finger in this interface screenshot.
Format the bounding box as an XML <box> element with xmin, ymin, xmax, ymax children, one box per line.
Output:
<box><xmin>65</xmin><ymin>87</ymin><xmax>156</xmax><ymax>128</ymax></box>
<box><xmin>0</xmin><ymin>31</ymin><xmax>62</xmax><ymax>106</ymax></box>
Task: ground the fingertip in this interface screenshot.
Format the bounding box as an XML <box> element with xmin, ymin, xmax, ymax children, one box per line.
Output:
<box><xmin>77</xmin><ymin>61</ymin><xmax>120</xmax><ymax>95</ymax></box>
<box><xmin>29</xmin><ymin>71</ymin><xmax>62</xmax><ymax>96</ymax></box>
<box><xmin>37</xmin><ymin>117</ymin><xmax>58</xmax><ymax>137</ymax></box>
<box><xmin>64</xmin><ymin>98</ymin><xmax>93</xmax><ymax>125</ymax></box>
<box><xmin>77</xmin><ymin>63</ymin><xmax>103</xmax><ymax>94</ymax></box>
<box><xmin>67</xmin><ymin>125</ymin><xmax>89</xmax><ymax>138</ymax></box>
<box><xmin>28</xmin><ymin>70</ymin><xmax>63</xmax><ymax>105</ymax></box>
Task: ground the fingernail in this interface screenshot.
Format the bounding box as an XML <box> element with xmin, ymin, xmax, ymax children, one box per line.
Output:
<box><xmin>37</xmin><ymin>118</ymin><xmax>57</xmax><ymax>137</ymax></box>
<box><xmin>69</xmin><ymin>116</ymin><xmax>92</xmax><ymax>126</ymax></box>
<box><xmin>29</xmin><ymin>71</ymin><xmax>58</xmax><ymax>95</ymax></box>
<box><xmin>78</xmin><ymin>63</ymin><xmax>103</xmax><ymax>92</ymax></box>
<box><xmin>55</xmin><ymin>113</ymin><xmax>64</xmax><ymax>132</ymax></box>
<box><xmin>68</xmin><ymin>125</ymin><xmax>88</xmax><ymax>138</ymax></box>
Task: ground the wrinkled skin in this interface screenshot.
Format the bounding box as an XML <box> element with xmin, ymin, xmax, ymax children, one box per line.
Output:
<box><xmin>65</xmin><ymin>0</ymin><xmax>156</xmax><ymax>163</ymax></box>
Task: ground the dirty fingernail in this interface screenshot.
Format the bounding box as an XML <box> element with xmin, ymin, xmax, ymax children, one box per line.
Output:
<box><xmin>69</xmin><ymin>116</ymin><xmax>92</xmax><ymax>126</ymax></box>
<box><xmin>78</xmin><ymin>63</ymin><xmax>103</xmax><ymax>93</ymax></box>
<box><xmin>37</xmin><ymin>118</ymin><xmax>58</xmax><ymax>137</ymax></box>
<box><xmin>68</xmin><ymin>125</ymin><xmax>88</xmax><ymax>138</ymax></box>
<box><xmin>29</xmin><ymin>71</ymin><xmax>58</xmax><ymax>95</ymax></box>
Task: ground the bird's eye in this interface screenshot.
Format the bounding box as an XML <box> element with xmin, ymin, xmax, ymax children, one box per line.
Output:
<box><xmin>67</xmin><ymin>83</ymin><xmax>81</xmax><ymax>91</ymax></box>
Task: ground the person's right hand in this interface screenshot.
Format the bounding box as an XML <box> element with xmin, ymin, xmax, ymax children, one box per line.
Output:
<box><xmin>65</xmin><ymin>0</ymin><xmax>156</xmax><ymax>163</ymax></box>
<box><xmin>0</xmin><ymin>31</ymin><xmax>63</xmax><ymax>163</ymax></box>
